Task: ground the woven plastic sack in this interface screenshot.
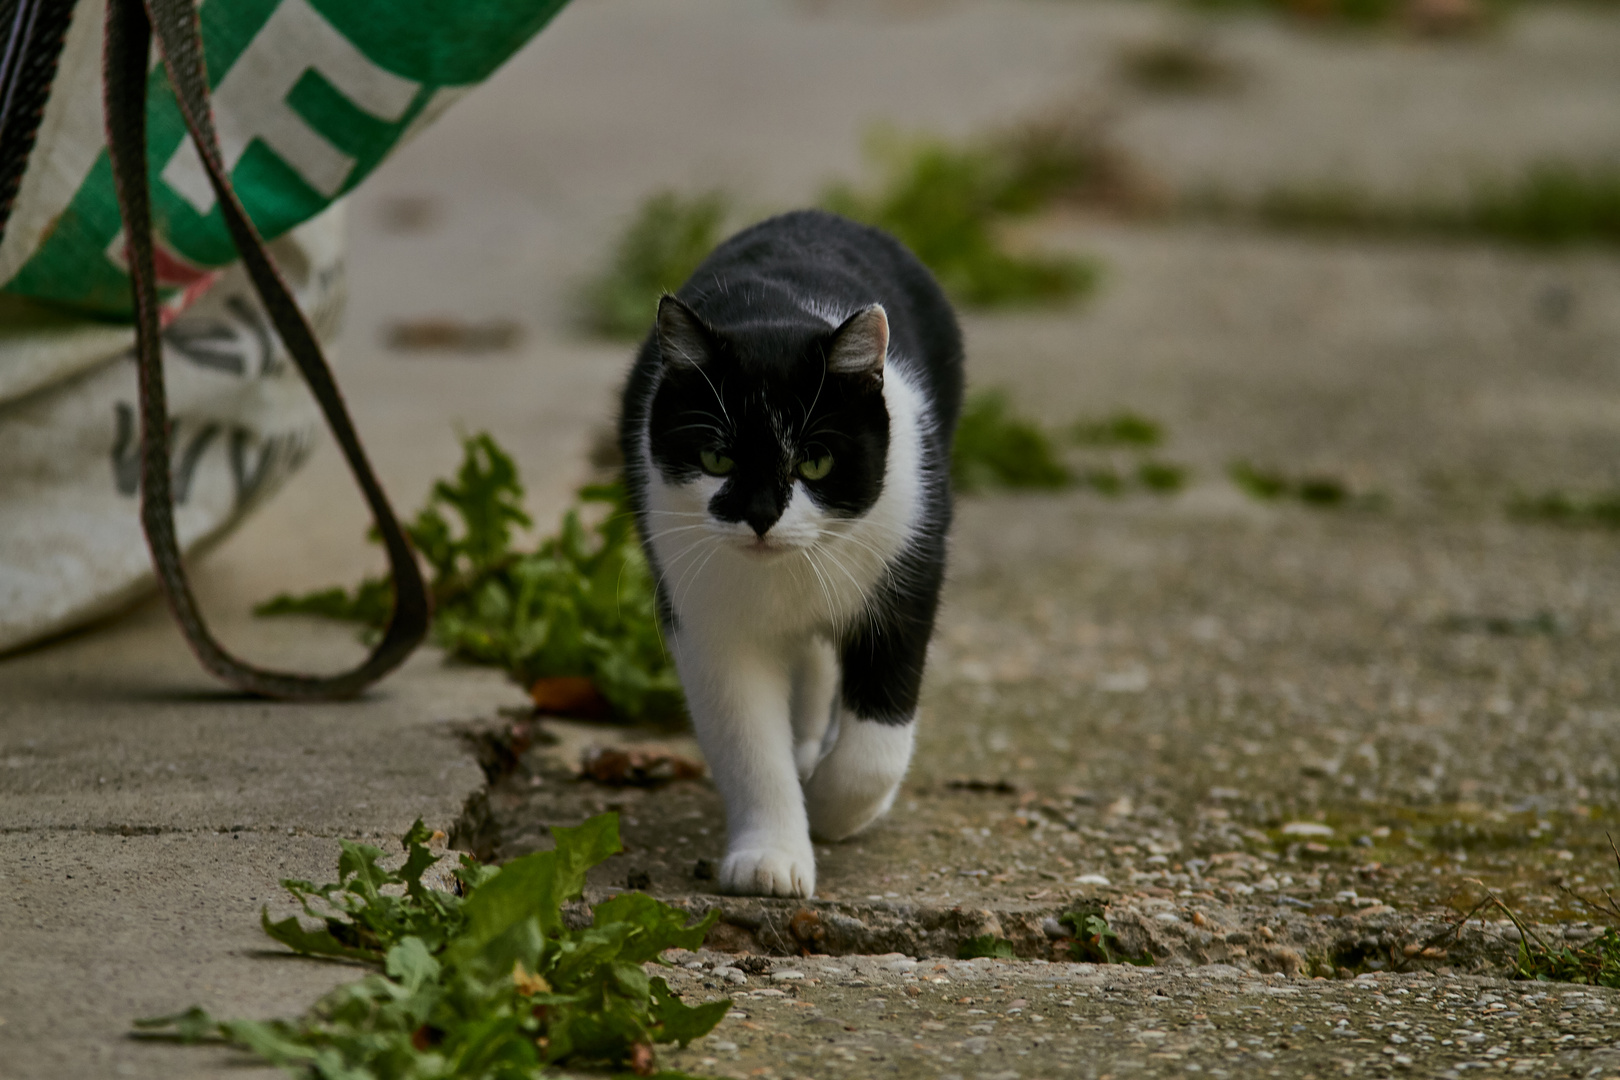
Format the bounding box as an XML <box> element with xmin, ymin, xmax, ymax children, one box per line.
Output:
<box><xmin>0</xmin><ymin>0</ymin><xmax>569</xmax><ymax>653</ymax></box>
<box><xmin>0</xmin><ymin>207</ymin><xmax>340</xmax><ymax>652</ymax></box>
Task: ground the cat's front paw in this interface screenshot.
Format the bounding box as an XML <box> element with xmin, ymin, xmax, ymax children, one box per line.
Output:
<box><xmin>719</xmin><ymin>844</ymin><xmax>816</xmax><ymax>898</ymax></box>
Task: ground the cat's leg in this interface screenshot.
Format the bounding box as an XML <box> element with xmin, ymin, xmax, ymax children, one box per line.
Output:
<box><xmin>674</xmin><ymin>634</ymin><xmax>815</xmax><ymax>897</ymax></box>
<box><xmin>805</xmin><ymin>538</ymin><xmax>944</xmax><ymax>841</ymax></box>
<box><xmin>789</xmin><ymin>636</ymin><xmax>839</xmax><ymax>780</ymax></box>
<box><xmin>802</xmin><ymin>712</ymin><xmax>915</xmax><ymax>841</ymax></box>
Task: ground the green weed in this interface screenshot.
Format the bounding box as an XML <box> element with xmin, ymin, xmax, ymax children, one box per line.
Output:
<box><xmin>259</xmin><ymin>434</ymin><xmax>683</xmax><ymax>725</ymax></box>
<box><xmin>1514</xmin><ymin>924</ymin><xmax>1620</xmax><ymax>987</ymax></box>
<box><xmin>1229</xmin><ymin>460</ymin><xmax>1365</xmax><ymax>507</ymax></box>
<box><xmin>953</xmin><ymin>390</ymin><xmax>1073</xmax><ymax>492</ymax></box>
<box><xmin>135</xmin><ymin>814</ymin><xmax>728</xmax><ymax>1076</ymax></box>
<box><xmin>1219</xmin><ymin>163</ymin><xmax>1620</xmax><ymax>249</ymax></box>
<box><xmin>1071</xmin><ymin>411</ymin><xmax>1164</xmax><ymax>447</ymax></box>
<box><xmin>1508</xmin><ymin>489</ymin><xmax>1620</xmax><ymax>529</ymax></box>
<box><xmin>581</xmin><ymin>190</ymin><xmax>730</xmax><ymax>339</ymax></box>
<box><xmin>958</xmin><ymin>935</ymin><xmax>1017</xmax><ymax>960</ymax></box>
<box><xmin>580</xmin><ymin>121</ymin><xmax>1118</xmax><ymax>336</ymax></box>
<box><xmin>1449</xmin><ymin>842</ymin><xmax>1620</xmax><ymax>988</ymax></box>
<box><xmin>821</xmin><ymin>129</ymin><xmax>1099</xmax><ymax>308</ymax></box>
<box><xmin>1059</xmin><ymin>907</ymin><xmax>1153</xmax><ymax>965</ymax></box>
<box><xmin>1467</xmin><ymin>164</ymin><xmax>1620</xmax><ymax>246</ymax></box>
<box><xmin>1136</xmin><ymin>460</ymin><xmax>1188</xmax><ymax>493</ymax></box>
<box><xmin>1187</xmin><ymin>0</ymin><xmax>1400</xmax><ymax>26</ymax></box>
<box><xmin>955</xmin><ymin>393</ymin><xmax>1188</xmax><ymax>496</ymax></box>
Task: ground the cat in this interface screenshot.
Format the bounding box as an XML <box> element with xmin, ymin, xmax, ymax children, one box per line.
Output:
<box><xmin>619</xmin><ymin>209</ymin><xmax>962</xmax><ymax>898</ymax></box>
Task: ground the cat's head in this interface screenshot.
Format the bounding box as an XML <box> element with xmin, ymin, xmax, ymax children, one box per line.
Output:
<box><xmin>644</xmin><ymin>294</ymin><xmax>890</xmax><ymax>553</ymax></box>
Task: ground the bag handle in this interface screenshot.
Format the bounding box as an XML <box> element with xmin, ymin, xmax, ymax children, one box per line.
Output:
<box><xmin>103</xmin><ymin>0</ymin><xmax>430</xmax><ymax>699</ymax></box>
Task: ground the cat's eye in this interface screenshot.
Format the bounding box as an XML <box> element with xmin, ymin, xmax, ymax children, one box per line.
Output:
<box><xmin>699</xmin><ymin>448</ymin><xmax>734</xmax><ymax>476</ymax></box>
<box><xmin>798</xmin><ymin>454</ymin><xmax>834</xmax><ymax>481</ymax></box>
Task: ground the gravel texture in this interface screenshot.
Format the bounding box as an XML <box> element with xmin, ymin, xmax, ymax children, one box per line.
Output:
<box><xmin>644</xmin><ymin>951</ymin><xmax>1620</xmax><ymax>1079</ymax></box>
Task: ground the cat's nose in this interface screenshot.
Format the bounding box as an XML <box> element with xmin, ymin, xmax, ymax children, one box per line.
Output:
<box><xmin>746</xmin><ymin>509</ymin><xmax>779</xmax><ymax>537</ymax></box>
<box><xmin>744</xmin><ymin>491</ymin><xmax>783</xmax><ymax>537</ymax></box>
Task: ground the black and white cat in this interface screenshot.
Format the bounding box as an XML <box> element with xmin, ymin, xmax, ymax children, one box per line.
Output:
<box><xmin>619</xmin><ymin>210</ymin><xmax>963</xmax><ymax>898</ymax></box>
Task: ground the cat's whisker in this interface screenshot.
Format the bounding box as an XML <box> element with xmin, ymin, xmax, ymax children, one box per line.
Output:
<box><xmin>691</xmin><ymin>364</ymin><xmax>732</xmax><ymax>429</ymax></box>
<box><xmin>657</xmin><ymin>532</ymin><xmax>714</xmax><ymax>574</ymax></box>
<box><xmin>801</xmin><ymin>549</ymin><xmax>837</xmax><ymax>621</ymax></box>
<box><xmin>662</xmin><ymin>536</ymin><xmax>716</xmax><ymax>607</ymax></box>
<box><xmin>676</xmin><ymin>540</ymin><xmax>725</xmax><ymax>613</ymax></box>
<box><xmin>820</xmin><ymin>529</ymin><xmax>893</xmax><ymax>566</ymax></box>
<box><xmin>641</xmin><ymin>523</ymin><xmax>714</xmax><ymax>544</ymax></box>
<box><xmin>813</xmin><ymin>542</ymin><xmax>867</xmax><ymax>604</ymax></box>
<box><xmin>800</xmin><ymin>362</ymin><xmax>827</xmax><ymax>427</ymax></box>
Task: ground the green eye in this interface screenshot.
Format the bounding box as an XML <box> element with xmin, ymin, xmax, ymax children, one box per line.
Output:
<box><xmin>700</xmin><ymin>448</ymin><xmax>734</xmax><ymax>476</ymax></box>
<box><xmin>798</xmin><ymin>454</ymin><xmax>834</xmax><ymax>481</ymax></box>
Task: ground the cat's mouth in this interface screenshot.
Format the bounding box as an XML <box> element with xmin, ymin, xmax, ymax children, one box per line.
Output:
<box><xmin>737</xmin><ymin>535</ymin><xmax>799</xmax><ymax>556</ymax></box>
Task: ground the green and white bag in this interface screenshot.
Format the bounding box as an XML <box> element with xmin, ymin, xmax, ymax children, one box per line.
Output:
<box><xmin>0</xmin><ymin>0</ymin><xmax>569</xmax><ymax>693</ymax></box>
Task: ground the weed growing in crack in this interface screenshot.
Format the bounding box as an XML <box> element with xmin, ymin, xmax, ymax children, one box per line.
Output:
<box><xmin>1228</xmin><ymin>460</ymin><xmax>1381</xmax><ymax>509</ymax></box>
<box><xmin>1071</xmin><ymin>411</ymin><xmax>1164</xmax><ymax>448</ymax></box>
<box><xmin>135</xmin><ymin>814</ymin><xmax>727</xmax><ymax>1077</ymax></box>
<box><xmin>258</xmin><ymin>433</ymin><xmax>683</xmax><ymax>725</ymax></box>
<box><xmin>953</xmin><ymin>390</ymin><xmax>1074</xmax><ymax>493</ymax></box>
<box><xmin>577</xmin><ymin>118</ymin><xmax>1139</xmax><ymax>339</ymax></box>
<box><xmin>580</xmin><ymin>190</ymin><xmax>731</xmax><ymax>339</ymax></box>
<box><xmin>1199</xmin><ymin>162</ymin><xmax>1620</xmax><ymax>248</ymax></box>
<box><xmin>958</xmin><ymin>934</ymin><xmax>1018</xmax><ymax>960</ymax></box>
<box><xmin>1508</xmin><ymin>489</ymin><xmax>1620</xmax><ymax>529</ymax></box>
<box><xmin>1430</xmin><ymin>850</ymin><xmax>1620</xmax><ymax>987</ymax></box>
<box><xmin>1059</xmin><ymin>905</ymin><xmax>1154</xmax><ymax>966</ymax></box>
<box><xmin>821</xmin><ymin>129</ymin><xmax>1099</xmax><ymax>308</ymax></box>
<box><xmin>1117</xmin><ymin>36</ymin><xmax>1243</xmax><ymax>95</ymax></box>
<box><xmin>955</xmin><ymin>392</ymin><xmax>1189</xmax><ymax>496</ymax></box>
<box><xmin>1136</xmin><ymin>460</ymin><xmax>1189</xmax><ymax>493</ymax></box>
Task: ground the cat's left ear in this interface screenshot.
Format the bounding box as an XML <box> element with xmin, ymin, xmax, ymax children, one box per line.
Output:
<box><xmin>656</xmin><ymin>294</ymin><xmax>715</xmax><ymax>368</ymax></box>
<box><xmin>827</xmin><ymin>304</ymin><xmax>888</xmax><ymax>381</ymax></box>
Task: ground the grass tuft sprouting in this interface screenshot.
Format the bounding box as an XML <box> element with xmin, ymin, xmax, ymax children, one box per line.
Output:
<box><xmin>135</xmin><ymin>814</ymin><xmax>729</xmax><ymax>1076</ymax></box>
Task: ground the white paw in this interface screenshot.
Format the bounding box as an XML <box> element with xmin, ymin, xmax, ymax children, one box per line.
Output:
<box><xmin>803</xmin><ymin>720</ymin><xmax>914</xmax><ymax>841</ymax></box>
<box><xmin>806</xmin><ymin>780</ymin><xmax>899</xmax><ymax>841</ymax></box>
<box><xmin>794</xmin><ymin>740</ymin><xmax>824</xmax><ymax>781</ymax></box>
<box><xmin>719</xmin><ymin>844</ymin><xmax>816</xmax><ymax>897</ymax></box>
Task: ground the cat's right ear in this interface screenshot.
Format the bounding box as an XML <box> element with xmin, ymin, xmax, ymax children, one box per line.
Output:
<box><xmin>826</xmin><ymin>304</ymin><xmax>888</xmax><ymax>381</ymax></box>
<box><xmin>656</xmin><ymin>295</ymin><xmax>712</xmax><ymax>367</ymax></box>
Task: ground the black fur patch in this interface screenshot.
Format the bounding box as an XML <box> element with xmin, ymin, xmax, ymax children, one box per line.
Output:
<box><xmin>645</xmin><ymin>298</ymin><xmax>890</xmax><ymax>534</ymax></box>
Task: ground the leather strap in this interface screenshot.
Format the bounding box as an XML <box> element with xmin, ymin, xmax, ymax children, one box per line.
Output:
<box><xmin>103</xmin><ymin>0</ymin><xmax>430</xmax><ymax>699</ymax></box>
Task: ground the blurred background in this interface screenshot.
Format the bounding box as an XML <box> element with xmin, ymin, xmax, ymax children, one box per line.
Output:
<box><xmin>226</xmin><ymin>0</ymin><xmax>1620</xmax><ymax>590</ymax></box>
